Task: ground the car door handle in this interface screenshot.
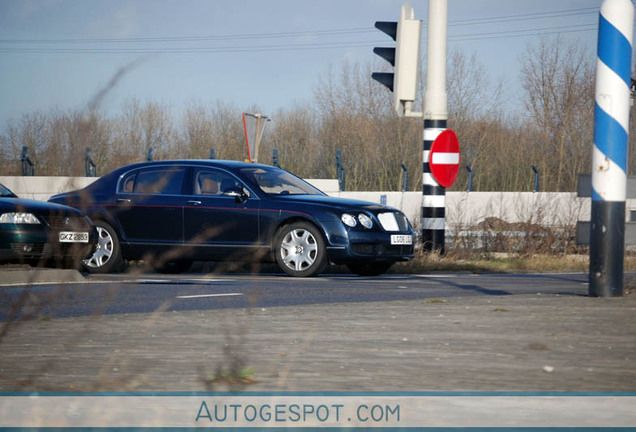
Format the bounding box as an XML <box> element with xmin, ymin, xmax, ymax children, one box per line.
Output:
<box><xmin>117</xmin><ymin>198</ymin><xmax>131</xmax><ymax>204</ymax></box>
<box><xmin>187</xmin><ymin>200</ymin><xmax>202</xmax><ymax>206</ymax></box>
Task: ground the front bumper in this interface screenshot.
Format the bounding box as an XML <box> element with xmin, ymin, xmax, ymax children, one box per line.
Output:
<box><xmin>0</xmin><ymin>225</ymin><xmax>96</xmax><ymax>263</ymax></box>
<box><xmin>326</xmin><ymin>228</ymin><xmax>415</xmax><ymax>264</ymax></box>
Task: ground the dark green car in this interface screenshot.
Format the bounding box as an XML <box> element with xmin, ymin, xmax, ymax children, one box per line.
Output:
<box><xmin>0</xmin><ymin>183</ymin><xmax>96</xmax><ymax>267</ymax></box>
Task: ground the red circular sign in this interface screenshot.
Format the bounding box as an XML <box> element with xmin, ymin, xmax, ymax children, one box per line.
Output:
<box><xmin>429</xmin><ymin>129</ymin><xmax>460</xmax><ymax>188</ymax></box>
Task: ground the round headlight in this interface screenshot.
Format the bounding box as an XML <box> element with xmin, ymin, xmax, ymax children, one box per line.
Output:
<box><xmin>341</xmin><ymin>213</ymin><xmax>357</xmax><ymax>227</ymax></box>
<box><xmin>358</xmin><ymin>213</ymin><xmax>373</xmax><ymax>229</ymax></box>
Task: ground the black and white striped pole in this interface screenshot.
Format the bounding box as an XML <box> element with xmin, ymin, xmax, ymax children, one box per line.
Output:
<box><xmin>422</xmin><ymin>0</ymin><xmax>449</xmax><ymax>253</ymax></box>
<box><xmin>422</xmin><ymin>120</ymin><xmax>447</xmax><ymax>252</ymax></box>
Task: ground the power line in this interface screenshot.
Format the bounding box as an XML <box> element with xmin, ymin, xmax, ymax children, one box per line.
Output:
<box><xmin>0</xmin><ymin>7</ymin><xmax>597</xmax><ymax>46</ymax></box>
<box><xmin>449</xmin><ymin>23</ymin><xmax>596</xmax><ymax>42</ymax></box>
<box><xmin>0</xmin><ymin>7</ymin><xmax>598</xmax><ymax>54</ymax></box>
<box><xmin>0</xmin><ymin>28</ymin><xmax>374</xmax><ymax>44</ymax></box>
<box><xmin>0</xmin><ymin>26</ymin><xmax>597</xmax><ymax>55</ymax></box>
<box><xmin>448</xmin><ymin>7</ymin><xmax>597</xmax><ymax>26</ymax></box>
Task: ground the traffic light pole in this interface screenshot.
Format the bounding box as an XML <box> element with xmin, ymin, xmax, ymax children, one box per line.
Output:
<box><xmin>371</xmin><ymin>1</ymin><xmax>453</xmax><ymax>253</ymax></box>
<box><xmin>422</xmin><ymin>0</ymin><xmax>448</xmax><ymax>253</ymax></box>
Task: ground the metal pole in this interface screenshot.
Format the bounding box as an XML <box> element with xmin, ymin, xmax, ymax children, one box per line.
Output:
<box><xmin>21</xmin><ymin>146</ymin><xmax>28</xmax><ymax>176</ymax></box>
<box><xmin>335</xmin><ymin>150</ymin><xmax>345</xmax><ymax>192</ymax></box>
<box><xmin>590</xmin><ymin>0</ymin><xmax>633</xmax><ymax>297</ymax></box>
<box><xmin>531</xmin><ymin>165</ymin><xmax>539</xmax><ymax>192</ymax></box>
<box><xmin>400</xmin><ymin>163</ymin><xmax>409</xmax><ymax>191</ymax></box>
<box><xmin>273</xmin><ymin>149</ymin><xmax>280</xmax><ymax>168</ymax></box>
<box><xmin>465</xmin><ymin>165</ymin><xmax>473</xmax><ymax>192</ymax></box>
<box><xmin>21</xmin><ymin>146</ymin><xmax>34</xmax><ymax>176</ymax></box>
<box><xmin>85</xmin><ymin>148</ymin><xmax>91</xmax><ymax>176</ymax></box>
<box><xmin>254</xmin><ymin>114</ymin><xmax>262</xmax><ymax>163</ymax></box>
<box><xmin>422</xmin><ymin>0</ymin><xmax>448</xmax><ymax>253</ymax></box>
<box><xmin>85</xmin><ymin>147</ymin><xmax>96</xmax><ymax>177</ymax></box>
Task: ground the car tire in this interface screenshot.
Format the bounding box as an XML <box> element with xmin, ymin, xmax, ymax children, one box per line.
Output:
<box><xmin>151</xmin><ymin>260</ymin><xmax>192</xmax><ymax>274</ymax></box>
<box><xmin>275</xmin><ymin>222</ymin><xmax>327</xmax><ymax>277</ymax></box>
<box><xmin>82</xmin><ymin>220</ymin><xmax>124</xmax><ymax>274</ymax></box>
<box><xmin>347</xmin><ymin>262</ymin><xmax>394</xmax><ymax>276</ymax></box>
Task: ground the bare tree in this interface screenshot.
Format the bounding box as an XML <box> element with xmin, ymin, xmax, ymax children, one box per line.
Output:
<box><xmin>520</xmin><ymin>37</ymin><xmax>594</xmax><ymax>191</ymax></box>
<box><xmin>446</xmin><ymin>48</ymin><xmax>506</xmax><ymax>192</ymax></box>
<box><xmin>182</xmin><ymin>101</ymin><xmax>215</xmax><ymax>159</ymax></box>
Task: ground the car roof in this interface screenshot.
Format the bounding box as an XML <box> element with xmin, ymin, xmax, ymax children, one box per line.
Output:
<box><xmin>111</xmin><ymin>159</ymin><xmax>275</xmax><ymax>172</ymax></box>
<box><xmin>90</xmin><ymin>159</ymin><xmax>279</xmax><ymax>192</ymax></box>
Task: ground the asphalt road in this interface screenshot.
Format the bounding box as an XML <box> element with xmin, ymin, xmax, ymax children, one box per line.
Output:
<box><xmin>0</xmin><ymin>271</ymin><xmax>589</xmax><ymax>320</ymax></box>
<box><xmin>1</xmin><ymin>268</ymin><xmax>635</xmax><ymax>392</ymax></box>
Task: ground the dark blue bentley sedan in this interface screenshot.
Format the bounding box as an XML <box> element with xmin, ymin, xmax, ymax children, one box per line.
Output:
<box><xmin>48</xmin><ymin>160</ymin><xmax>414</xmax><ymax>277</ymax></box>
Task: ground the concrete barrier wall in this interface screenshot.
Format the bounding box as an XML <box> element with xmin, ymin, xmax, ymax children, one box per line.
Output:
<box><xmin>0</xmin><ymin>176</ymin><xmax>98</xmax><ymax>202</ymax></box>
<box><xmin>333</xmin><ymin>191</ymin><xmax>597</xmax><ymax>229</ymax></box>
<box><xmin>4</xmin><ymin>175</ymin><xmax>627</xmax><ymax>230</ymax></box>
<box><xmin>0</xmin><ymin>176</ymin><xmax>338</xmax><ymax>201</ymax></box>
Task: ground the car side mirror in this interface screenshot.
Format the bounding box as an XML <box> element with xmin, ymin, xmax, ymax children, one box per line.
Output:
<box><xmin>223</xmin><ymin>187</ymin><xmax>248</xmax><ymax>203</ymax></box>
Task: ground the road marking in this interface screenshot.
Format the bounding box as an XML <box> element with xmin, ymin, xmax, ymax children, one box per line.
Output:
<box><xmin>176</xmin><ymin>292</ymin><xmax>243</xmax><ymax>299</ymax></box>
<box><xmin>115</xmin><ymin>278</ymin><xmax>234</xmax><ymax>285</ymax></box>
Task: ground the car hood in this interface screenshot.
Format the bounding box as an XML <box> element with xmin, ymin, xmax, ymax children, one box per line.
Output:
<box><xmin>269</xmin><ymin>194</ymin><xmax>395</xmax><ymax>212</ymax></box>
<box><xmin>0</xmin><ymin>196</ymin><xmax>82</xmax><ymax>216</ymax></box>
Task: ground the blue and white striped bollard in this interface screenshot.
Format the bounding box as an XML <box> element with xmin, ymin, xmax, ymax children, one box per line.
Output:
<box><xmin>590</xmin><ymin>0</ymin><xmax>634</xmax><ymax>297</ymax></box>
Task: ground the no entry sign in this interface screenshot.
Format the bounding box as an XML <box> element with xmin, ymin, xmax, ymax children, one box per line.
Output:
<box><xmin>429</xmin><ymin>129</ymin><xmax>460</xmax><ymax>188</ymax></box>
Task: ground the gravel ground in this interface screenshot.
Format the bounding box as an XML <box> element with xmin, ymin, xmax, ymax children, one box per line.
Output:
<box><xmin>0</xmin><ymin>291</ymin><xmax>634</xmax><ymax>391</ymax></box>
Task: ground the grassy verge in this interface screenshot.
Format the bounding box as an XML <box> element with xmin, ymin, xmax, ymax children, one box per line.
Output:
<box><xmin>393</xmin><ymin>252</ymin><xmax>636</xmax><ymax>274</ymax></box>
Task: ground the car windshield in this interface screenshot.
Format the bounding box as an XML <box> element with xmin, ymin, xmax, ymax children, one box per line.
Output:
<box><xmin>0</xmin><ymin>184</ymin><xmax>17</xmax><ymax>198</ymax></box>
<box><xmin>240</xmin><ymin>167</ymin><xmax>324</xmax><ymax>196</ymax></box>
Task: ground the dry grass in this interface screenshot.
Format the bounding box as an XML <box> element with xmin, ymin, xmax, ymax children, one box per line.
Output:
<box><xmin>393</xmin><ymin>251</ymin><xmax>636</xmax><ymax>274</ymax></box>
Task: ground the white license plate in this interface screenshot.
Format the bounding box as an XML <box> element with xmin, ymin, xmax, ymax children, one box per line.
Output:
<box><xmin>391</xmin><ymin>235</ymin><xmax>413</xmax><ymax>245</ymax></box>
<box><xmin>59</xmin><ymin>231</ymin><xmax>89</xmax><ymax>243</ymax></box>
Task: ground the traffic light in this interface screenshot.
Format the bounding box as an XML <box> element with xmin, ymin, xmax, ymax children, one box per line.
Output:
<box><xmin>372</xmin><ymin>2</ymin><xmax>422</xmax><ymax>117</ymax></box>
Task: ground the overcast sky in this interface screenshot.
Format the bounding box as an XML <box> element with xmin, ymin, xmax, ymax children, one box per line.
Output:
<box><xmin>0</xmin><ymin>0</ymin><xmax>602</xmax><ymax>131</ymax></box>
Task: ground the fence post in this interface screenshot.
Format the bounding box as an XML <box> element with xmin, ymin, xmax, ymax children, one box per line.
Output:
<box><xmin>147</xmin><ymin>148</ymin><xmax>154</xmax><ymax>162</ymax></box>
<box><xmin>85</xmin><ymin>147</ymin><xmax>97</xmax><ymax>177</ymax></box>
<box><xmin>531</xmin><ymin>165</ymin><xmax>539</xmax><ymax>192</ymax></box>
<box><xmin>272</xmin><ymin>149</ymin><xmax>281</xmax><ymax>168</ymax></box>
<box><xmin>466</xmin><ymin>165</ymin><xmax>473</xmax><ymax>192</ymax></box>
<box><xmin>400</xmin><ymin>163</ymin><xmax>409</xmax><ymax>191</ymax></box>
<box><xmin>209</xmin><ymin>149</ymin><xmax>216</xmax><ymax>159</ymax></box>
<box><xmin>335</xmin><ymin>150</ymin><xmax>345</xmax><ymax>191</ymax></box>
<box><xmin>21</xmin><ymin>146</ymin><xmax>34</xmax><ymax>176</ymax></box>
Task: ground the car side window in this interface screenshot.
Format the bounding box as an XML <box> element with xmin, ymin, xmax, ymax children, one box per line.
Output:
<box><xmin>134</xmin><ymin>168</ymin><xmax>185</xmax><ymax>195</ymax></box>
<box><xmin>119</xmin><ymin>170</ymin><xmax>137</xmax><ymax>193</ymax></box>
<box><xmin>194</xmin><ymin>169</ymin><xmax>246</xmax><ymax>197</ymax></box>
